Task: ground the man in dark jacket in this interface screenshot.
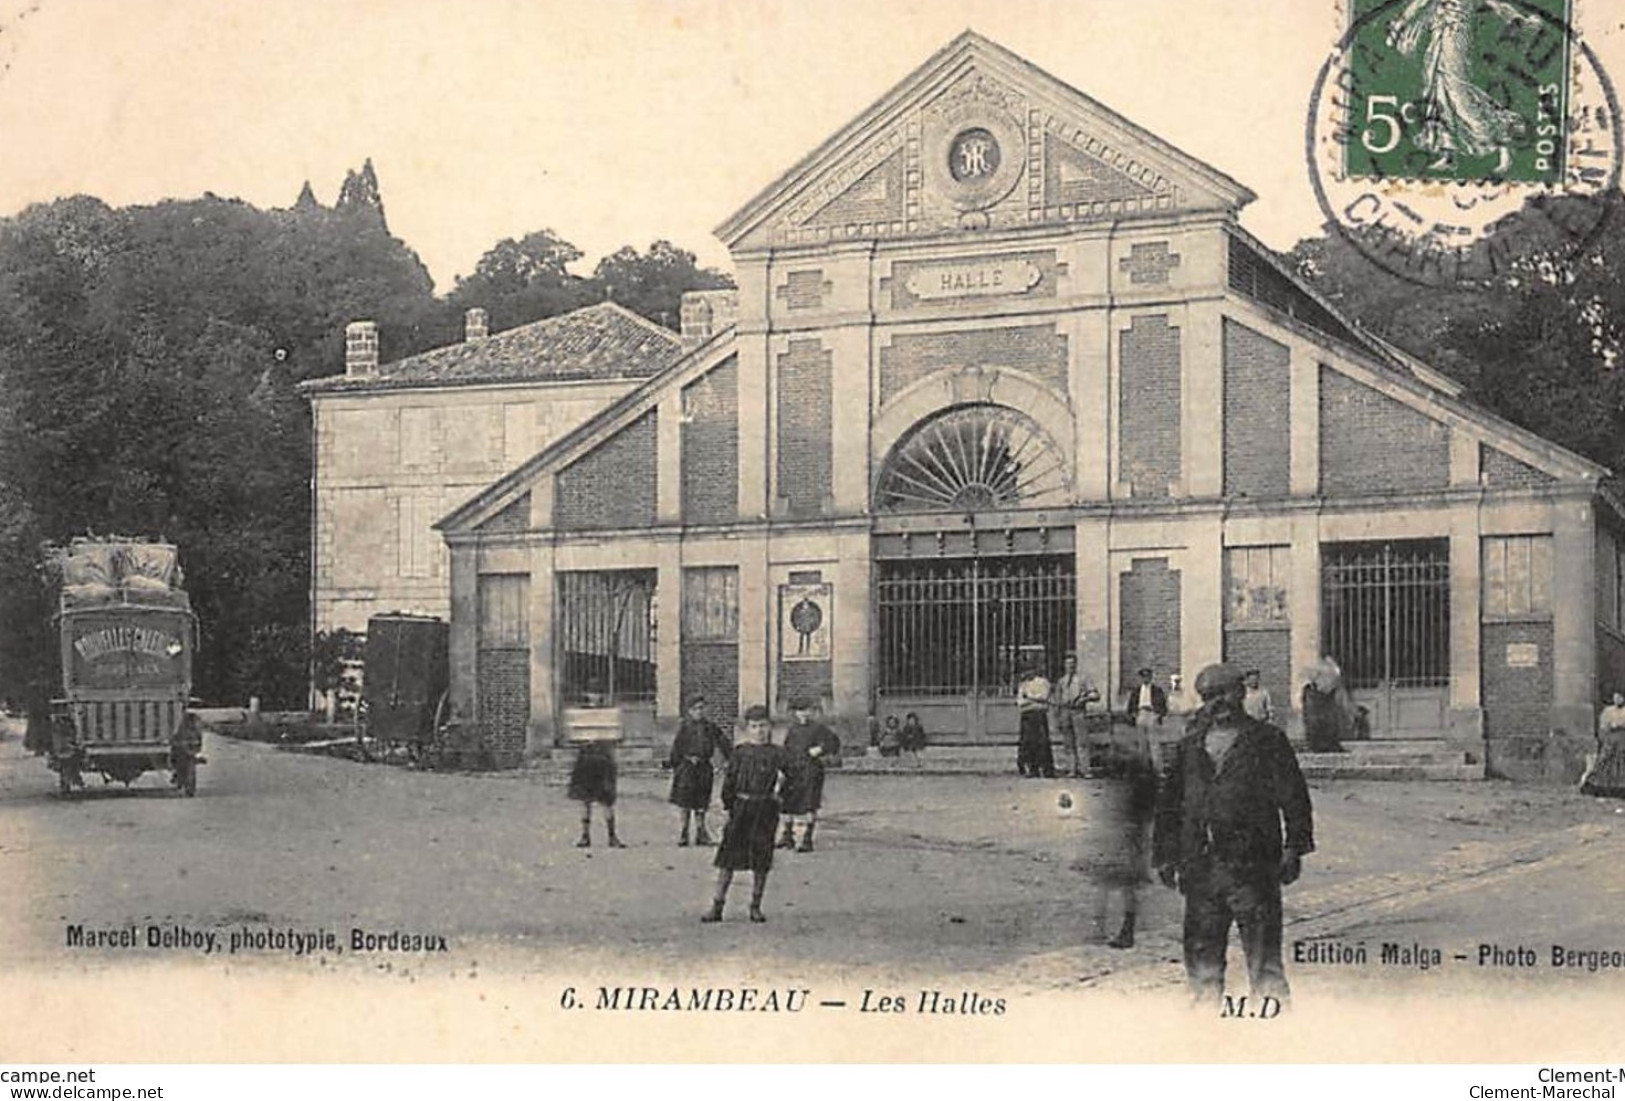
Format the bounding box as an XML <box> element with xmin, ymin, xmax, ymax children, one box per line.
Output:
<box><xmin>1153</xmin><ymin>662</ymin><xmax>1314</xmax><ymax>1008</ymax></box>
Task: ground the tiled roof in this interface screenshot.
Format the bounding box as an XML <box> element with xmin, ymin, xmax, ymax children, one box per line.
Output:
<box><xmin>300</xmin><ymin>302</ymin><xmax>684</xmax><ymax>394</ymax></box>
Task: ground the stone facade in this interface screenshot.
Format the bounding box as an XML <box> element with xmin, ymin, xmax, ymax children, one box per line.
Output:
<box><xmin>301</xmin><ymin>304</ymin><xmax>681</xmax><ymax>635</ymax></box>
<box><xmin>435</xmin><ymin>32</ymin><xmax>1617</xmax><ymax>782</ymax></box>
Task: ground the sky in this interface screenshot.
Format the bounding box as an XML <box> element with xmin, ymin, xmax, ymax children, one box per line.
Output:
<box><xmin>0</xmin><ymin>0</ymin><xmax>1622</xmax><ymax>292</ymax></box>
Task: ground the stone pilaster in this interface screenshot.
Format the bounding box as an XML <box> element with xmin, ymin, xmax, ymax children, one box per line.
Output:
<box><xmin>831</xmin><ymin>531</ymin><xmax>872</xmax><ymax>725</ymax></box>
<box><xmin>1287</xmin><ymin>512</ymin><xmax>1322</xmax><ymax>736</ymax></box>
<box><xmin>1550</xmin><ymin>496</ymin><xmax>1597</xmax><ymax>776</ymax></box>
<box><xmin>656</xmin><ymin>542</ymin><xmax>682</xmax><ymax>723</ymax></box>
<box><xmin>448</xmin><ymin>543</ymin><xmax>479</xmax><ymax>723</ymax></box>
<box><xmin>526</xmin><ymin>543</ymin><xmax>557</xmax><ymax>752</ymax></box>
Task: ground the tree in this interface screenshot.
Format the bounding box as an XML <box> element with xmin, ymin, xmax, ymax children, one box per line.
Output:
<box><xmin>1289</xmin><ymin>193</ymin><xmax>1625</xmax><ymax>475</ymax></box>
<box><xmin>0</xmin><ymin>169</ymin><xmax>440</xmax><ymax>709</ymax></box>
<box><xmin>447</xmin><ymin>228</ymin><xmax>593</xmax><ymax>334</ymax></box>
<box><xmin>590</xmin><ymin>239</ymin><xmax>733</xmax><ymax>330</ymax></box>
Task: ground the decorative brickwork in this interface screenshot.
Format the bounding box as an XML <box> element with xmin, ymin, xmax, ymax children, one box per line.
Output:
<box><xmin>1482</xmin><ymin>620</ymin><xmax>1554</xmax><ymax>740</ymax></box>
<box><xmin>1481</xmin><ymin>444</ymin><xmax>1554</xmax><ymax>489</ymax></box>
<box><xmin>682</xmin><ymin>359</ymin><xmax>739</xmax><ymax>525</ymax></box>
<box><xmin>1119</xmin><ymin>242</ymin><xmax>1181</xmax><ymax>285</ymax></box>
<box><xmin>1222</xmin><ymin>628</ymin><xmax>1291</xmax><ymax>721</ymax></box>
<box><xmin>1319</xmin><ymin>368</ymin><xmax>1449</xmax><ymax>497</ymax></box>
<box><xmin>479</xmin><ymin>493</ymin><xmax>531</xmax><ymax>534</ymax></box>
<box><xmin>1222</xmin><ymin>320</ymin><xmax>1291</xmax><ymax>499</ymax></box>
<box><xmin>777</xmin><ymin>661</ymin><xmax>834</xmax><ymax>711</ymax></box>
<box><xmin>1118</xmin><ymin>315</ymin><xmax>1182</xmax><ymax>498</ymax></box>
<box><xmin>1119</xmin><ymin>558</ymin><xmax>1182</xmax><ymax>688</ymax></box>
<box><xmin>554</xmin><ymin>411</ymin><xmax>658</xmax><ymax>530</ymax></box>
<box><xmin>777</xmin><ymin>340</ymin><xmax>833</xmax><ymax>518</ymax></box>
<box><xmin>879</xmin><ymin>325</ymin><xmax>1069</xmax><ymax>406</ymax></box>
<box><xmin>681</xmin><ymin>643</ymin><xmax>739</xmax><ymax>724</ymax></box>
<box><xmin>804</xmin><ymin>151</ymin><xmax>906</xmax><ymax>230</ymax></box>
<box><xmin>1043</xmin><ymin>131</ymin><xmax>1159</xmax><ymax>208</ymax></box>
<box><xmin>777</xmin><ymin>270</ymin><xmax>832</xmax><ymax>311</ymax></box>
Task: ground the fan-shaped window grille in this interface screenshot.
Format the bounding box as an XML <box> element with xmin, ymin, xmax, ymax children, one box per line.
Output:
<box><xmin>876</xmin><ymin>404</ymin><xmax>1070</xmax><ymax>513</ymax></box>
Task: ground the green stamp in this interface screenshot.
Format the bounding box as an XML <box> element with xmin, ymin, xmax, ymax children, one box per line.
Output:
<box><xmin>1343</xmin><ymin>0</ymin><xmax>1573</xmax><ymax>184</ymax></box>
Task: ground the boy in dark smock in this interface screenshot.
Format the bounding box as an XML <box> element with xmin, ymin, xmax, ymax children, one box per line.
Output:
<box><xmin>667</xmin><ymin>695</ymin><xmax>731</xmax><ymax>846</ymax></box>
<box><xmin>568</xmin><ymin>741</ymin><xmax>625</xmax><ymax>849</ymax></box>
<box><xmin>778</xmin><ymin>699</ymin><xmax>840</xmax><ymax>852</ymax></box>
<box><xmin>704</xmin><ymin>704</ymin><xmax>789</xmax><ymax>923</ymax></box>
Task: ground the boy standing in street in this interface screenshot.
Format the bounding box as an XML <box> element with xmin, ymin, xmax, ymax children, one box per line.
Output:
<box><xmin>779</xmin><ymin>699</ymin><xmax>840</xmax><ymax>852</ymax></box>
<box><xmin>704</xmin><ymin>704</ymin><xmax>788</xmax><ymax>923</ymax></box>
<box><xmin>667</xmin><ymin>695</ymin><xmax>731</xmax><ymax>846</ymax></box>
<box><xmin>568</xmin><ymin>739</ymin><xmax>626</xmax><ymax>849</ymax></box>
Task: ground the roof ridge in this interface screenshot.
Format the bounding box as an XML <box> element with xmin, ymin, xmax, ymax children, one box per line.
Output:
<box><xmin>589</xmin><ymin>299</ymin><xmax>685</xmax><ymax>347</ymax></box>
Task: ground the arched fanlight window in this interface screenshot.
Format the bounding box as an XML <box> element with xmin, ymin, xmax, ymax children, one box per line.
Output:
<box><xmin>876</xmin><ymin>404</ymin><xmax>1070</xmax><ymax>513</ymax></box>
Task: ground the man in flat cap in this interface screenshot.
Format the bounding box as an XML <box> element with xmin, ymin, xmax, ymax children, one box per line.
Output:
<box><xmin>1153</xmin><ymin>662</ymin><xmax>1314</xmax><ymax>1008</ymax></box>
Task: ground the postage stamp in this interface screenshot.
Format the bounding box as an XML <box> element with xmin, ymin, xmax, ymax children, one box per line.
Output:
<box><xmin>1308</xmin><ymin>0</ymin><xmax>1623</xmax><ymax>286</ymax></box>
<box><xmin>1343</xmin><ymin>0</ymin><xmax>1574</xmax><ymax>185</ymax></box>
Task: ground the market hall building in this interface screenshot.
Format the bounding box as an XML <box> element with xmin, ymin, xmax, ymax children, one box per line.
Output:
<box><xmin>432</xmin><ymin>31</ymin><xmax>1623</xmax><ymax>780</ymax></box>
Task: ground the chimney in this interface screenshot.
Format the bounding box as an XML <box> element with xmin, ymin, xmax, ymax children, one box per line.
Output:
<box><xmin>344</xmin><ymin>321</ymin><xmax>379</xmax><ymax>377</ymax></box>
<box><xmin>679</xmin><ymin>289</ymin><xmax>739</xmax><ymax>350</ymax></box>
<box><xmin>464</xmin><ymin>307</ymin><xmax>489</xmax><ymax>343</ymax></box>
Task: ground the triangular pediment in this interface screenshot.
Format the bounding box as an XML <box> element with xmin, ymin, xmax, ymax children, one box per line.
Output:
<box><xmin>718</xmin><ymin>31</ymin><xmax>1253</xmax><ymax>252</ymax></box>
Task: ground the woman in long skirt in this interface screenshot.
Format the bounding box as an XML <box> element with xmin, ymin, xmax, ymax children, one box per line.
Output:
<box><xmin>1582</xmin><ymin>692</ymin><xmax>1625</xmax><ymax>798</ymax></box>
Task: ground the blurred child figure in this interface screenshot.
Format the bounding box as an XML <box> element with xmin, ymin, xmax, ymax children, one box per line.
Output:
<box><xmin>1075</xmin><ymin>739</ymin><xmax>1158</xmax><ymax>948</ymax></box>
<box><xmin>901</xmin><ymin>712</ymin><xmax>928</xmax><ymax>761</ymax></box>
<box><xmin>667</xmin><ymin>695</ymin><xmax>731</xmax><ymax>846</ymax></box>
<box><xmin>568</xmin><ymin>740</ymin><xmax>625</xmax><ymax>849</ymax></box>
<box><xmin>878</xmin><ymin>715</ymin><xmax>903</xmax><ymax>758</ymax></box>
<box><xmin>704</xmin><ymin>704</ymin><xmax>789</xmax><ymax>923</ymax></box>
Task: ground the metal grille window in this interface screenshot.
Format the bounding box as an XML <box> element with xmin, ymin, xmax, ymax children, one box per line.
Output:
<box><xmin>1322</xmin><ymin>540</ymin><xmax>1449</xmax><ymax>689</ymax></box>
<box><xmin>875</xmin><ymin>404</ymin><xmax>1070</xmax><ymax>513</ymax></box>
<box><xmin>876</xmin><ymin>555</ymin><xmax>1075</xmax><ymax>696</ymax></box>
<box><xmin>1482</xmin><ymin>535</ymin><xmax>1553</xmax><ymax>618</ymax></box>
<box><xmin>1225</xmin><ymin>545</ymin><xmax>1290</xmax><ymax>626</ymax></box>
<box><xmin>683</xmin><ymin>567</ymin><xmax>739</xmax><ymax>642</ymax></box>
<box><xmin>557</xmin><ymin>569</ymin><xmax>657</xmax><ymax>705</ymax></box>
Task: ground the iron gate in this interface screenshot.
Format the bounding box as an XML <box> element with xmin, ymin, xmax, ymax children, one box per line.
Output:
<box><xmin>1321</xmin><ymin>539</ymin><xmax>1450</xmax><ymax>737</ymax></box>
<box><xmin>556</xmin><ymin>569</ymin><xmax>657</xmax><ymax>706</ymax></box>
<box><xmin>876</xmin><ymin>554</ymin><xmax>1075</xmax><ymax>739</ymax></box>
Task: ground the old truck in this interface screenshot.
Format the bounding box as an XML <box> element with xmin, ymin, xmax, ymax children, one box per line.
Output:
<box><xmin>43</xmin><ymin>538</ymin><xmax>202</xmax><ymax>797</ymax></box>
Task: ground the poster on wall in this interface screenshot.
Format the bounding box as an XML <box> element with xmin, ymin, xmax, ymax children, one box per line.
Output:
<box><xmin>779</xmin><ymin>581</ymin><xmax>832</xmax><ymax>662</ymax></box>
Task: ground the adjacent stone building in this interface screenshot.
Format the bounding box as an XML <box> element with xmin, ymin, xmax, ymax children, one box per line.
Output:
<box><xmin>300</xmin><ymin>302</ymin><xmax>684</xmax><ymax>634</ymax></box>
<box><xmin>426</xmin><ymin>31</ymin><xmax>1619</xmax><ymax>779</ymax></box>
